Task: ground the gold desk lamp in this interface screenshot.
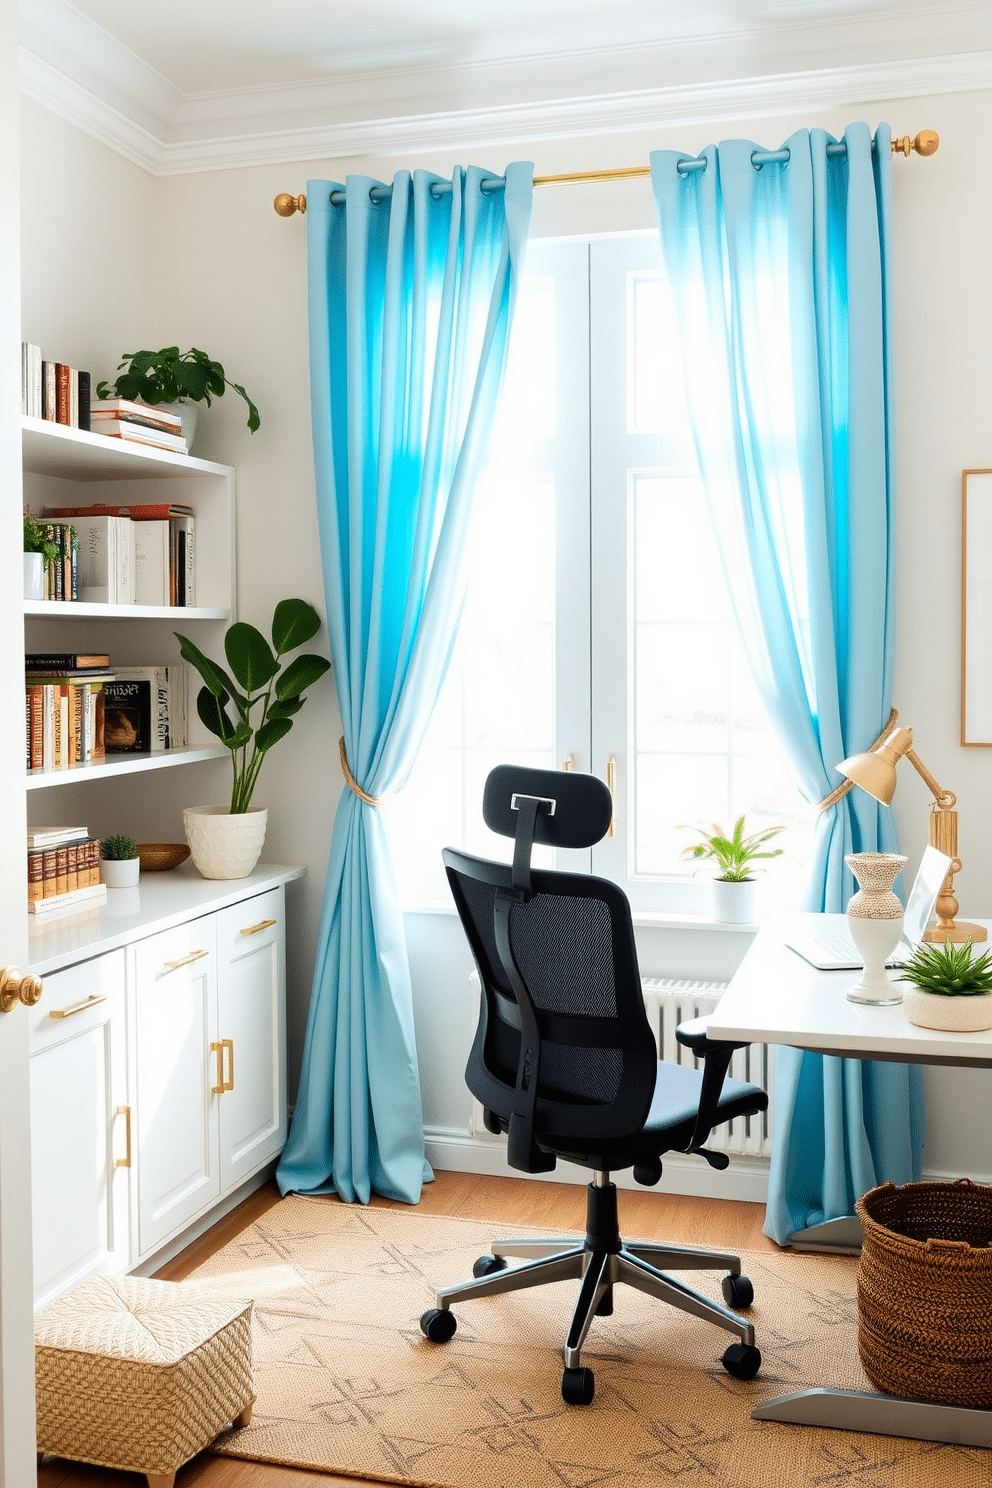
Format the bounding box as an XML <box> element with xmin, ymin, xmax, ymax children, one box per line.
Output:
<box><xmin>836</xmin><ymin>726</ymin><xmax>985</xmax><ymax>944</ymax></box>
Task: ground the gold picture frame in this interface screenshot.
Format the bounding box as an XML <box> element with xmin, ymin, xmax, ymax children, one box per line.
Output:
<box><xmin>961</xmin><ymin>468</ymin><xmax>992</xmax><ymax>745</ymax></box>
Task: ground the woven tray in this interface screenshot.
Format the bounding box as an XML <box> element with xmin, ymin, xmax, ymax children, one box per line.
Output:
<box><xmin>855</xmin><ymin>1178</ymin><xmax>992</xmax><ymax>1407</ymax></box>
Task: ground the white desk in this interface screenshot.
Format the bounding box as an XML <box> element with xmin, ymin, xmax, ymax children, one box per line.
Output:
<box><xmin>707</xmin><ymin>913</ymin><xmax>992</xmax><ymax>1450</ymax></box>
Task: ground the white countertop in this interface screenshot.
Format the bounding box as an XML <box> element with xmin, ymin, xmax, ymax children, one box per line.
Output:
<box><xmin>27</xmin><ymin>861</ymin><xmax>305</xmax><ymax>975</ymax></box>
<box><xmin>707</xmin><ymin>913</ymin><xmax>992</xmax><ymax>1068</ymax></box>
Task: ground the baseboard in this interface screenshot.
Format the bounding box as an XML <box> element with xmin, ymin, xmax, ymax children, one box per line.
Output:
<box><xmin>424</xmin><ymin>1129</ymin><xmax>770</xmax><ymax>1203</ymax></box>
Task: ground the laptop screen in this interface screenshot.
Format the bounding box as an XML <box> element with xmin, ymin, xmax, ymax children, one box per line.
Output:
<box><xmin>902</xmin><ymin>845</ymin><xmax>953</xmax><ymax>945</ymax></box>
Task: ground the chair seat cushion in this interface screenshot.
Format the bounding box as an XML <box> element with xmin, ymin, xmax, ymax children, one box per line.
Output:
<box><xmin>35</xmin><ymin>1274</ymin><xmax>253</xmax><ymax>1478</ymax></box>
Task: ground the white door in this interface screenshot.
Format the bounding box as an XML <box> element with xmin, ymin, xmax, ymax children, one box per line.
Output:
<box><xmin>0</xmin><ymin>7</ymin><xmax>38</xmax><ymax>1483</ymax></box>
<box><xmin>215</xmin><ymin>890</ymin><xmax>287</xmax><ymax>1189</ymax></box>
<box><xmin>133</xmin><ymin>923</ymin><xmax>220</xmax><ymax>1256</ymax></box>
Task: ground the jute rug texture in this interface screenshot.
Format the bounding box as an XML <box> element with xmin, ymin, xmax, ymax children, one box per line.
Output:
<box><xmin>185</xmin><ymin>1194</ymin><xmax>988</xmax><ymax>1487</ymax></box>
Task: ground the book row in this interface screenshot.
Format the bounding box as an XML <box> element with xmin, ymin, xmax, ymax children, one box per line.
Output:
<box><xmin>25</xmin><ymin>665</ymin><xmax>189</xmax><ymax>771</ymax></box>
<box><xmin>26</xmin><ymin>505</ymin><xmax>196</xmax><ymax>607</ymax></box>
<box><xmin>22</xmin><ymin>347</ymin><xmax>189</xmax><ymax>454</ymax></box>
<box><xmin>27</xmin><ymin>838</ymin><xmax>104</xmax><ymax>913</ymax></box>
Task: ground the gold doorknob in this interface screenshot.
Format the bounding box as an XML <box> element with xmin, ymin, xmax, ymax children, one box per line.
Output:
<box><xmin>0</xmin><ymin>967</ymin><xmax>43</xmax><ymax>1013</ymax></box>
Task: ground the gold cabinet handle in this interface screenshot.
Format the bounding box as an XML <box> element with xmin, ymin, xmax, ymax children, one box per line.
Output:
<box><xmin>210</xmin><ymin>1040</ymin><xmax>225</xmax><ymax>1095</ymax></box>
<box><xmin>223</xmin><ymin>1038</ymin><xmax>235</xmax><ymax>1092</ymax></box>
<box><xmin>561</xmin><ymin>755</ymin><xmax>574</xmax><ymax>772</ymax></box>
<box><xmin>114</xmin><ymin>1105</ymin><xmax>132</xmax><ymax>1168</ymax></box>
<box><xmin>606</xmin><ymin>755</ymin><xmax>617</xmax><ymax>837</ymax></box>
<box><xmin>49</xmin><ymin>992</ymin><xmax>107</xmax><ymax>1020</ymax></box>
<box><xmin>238</xmin><ymin>918</ymin><xmax>277</xmax><ymax>936</ymax></box>
<box><xmin>163</xmin><ymin>949</ymin><xmax>210</xmax><ymax>972</ymax></box>
<box><xmin>0</xmin><ymin>966</ymin><xmax>43</xmax><ymax>1014</ymax></box>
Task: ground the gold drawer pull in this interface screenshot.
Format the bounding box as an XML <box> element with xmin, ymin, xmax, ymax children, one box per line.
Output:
<box><xmin>163</xmin><ymin>950</ymin><xmax>210</xmax><ymax>972</ymax></box>
<box><xmin>223</xmin><ymin>1037</ymin><xmax>235</xmax><ymax>1092</ymax></box>
<box><xmin>49</xmin><ymin>993</ymin><xmax>107</xmax><ymax>1020</ymax></box>
<box><xmin>606</xmin><ymin>754</ymin><xmax>617</xmax><ymax>837</ymax></box>
<box><xmin>114</xmin><ymin>1105</ymin><xmax>132</xmax><ymax>1168</ymax></box>
<box><xmin>239</xmin><ymin>918</ymin><xmax>277</xmax><ymax>936</ymax></box>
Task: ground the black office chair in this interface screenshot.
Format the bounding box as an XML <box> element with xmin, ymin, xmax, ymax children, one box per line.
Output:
<box><xmin>419</xmin><ymin>764</ymin><xmax>769</xmax><ymax>1404</ymax></box>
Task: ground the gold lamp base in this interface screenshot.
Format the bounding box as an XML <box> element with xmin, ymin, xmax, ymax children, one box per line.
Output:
<box><xmin>922</xmin><ymin>919</ymin><xmax>987</xmax><ymax>945</ymax></box>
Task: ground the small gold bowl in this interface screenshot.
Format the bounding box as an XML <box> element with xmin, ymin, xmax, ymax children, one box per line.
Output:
<box><xmin>136</xmin><ymin>842</ymin><xmax>190</xmax><ymax>872</ymax></box>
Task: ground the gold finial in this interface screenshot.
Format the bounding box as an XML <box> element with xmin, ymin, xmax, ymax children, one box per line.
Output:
<box><xmin>273</xmin><ymin>192</ymin><xmax>307</xmax><ymax>217</ymax></box>
<box><xmin>891</xmin><ymin>130</ymin><xmax>939</xmax><ymax>158</ymax></box>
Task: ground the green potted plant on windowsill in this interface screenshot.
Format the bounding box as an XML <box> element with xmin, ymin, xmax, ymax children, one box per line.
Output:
<box><xmin>97</xmin><ymin>346</ymin><xmax>260</xmax><ymax>450</ymax></box>
<box><xmin>896</xmin><ymin>940</ymin><xmax>992</xmax><ymax>1031</ymax></box>
<box><xmin>175</xmin><ymin>597</ymin><xmax>331</xmax><ymax>880</ymax></box>
<box><xmin>681</xmin><ymin>814</ymin><xmax>785</xmax><ymax>924</ymax></box>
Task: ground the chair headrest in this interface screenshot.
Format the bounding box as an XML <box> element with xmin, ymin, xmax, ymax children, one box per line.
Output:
<box><xmin>483</xmin><ymin>765</ymin><xmax>613</xmax><ymax>851</ymax></box>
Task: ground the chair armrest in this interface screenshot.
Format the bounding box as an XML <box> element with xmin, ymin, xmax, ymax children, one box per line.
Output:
<box><xmin>675</xmin><ymin>1016</ymin><xmax>751</xmax><ymax>1158</ymax></box>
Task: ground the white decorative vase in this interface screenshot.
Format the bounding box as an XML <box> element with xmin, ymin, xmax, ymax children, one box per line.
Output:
<box><xmin>845</xmin><ymin>851</ymin><xmax>908</xmax><ymax>1005</ymax></box>
<box><xmin>156</xmin><ymin>399</ymin><xmax>198</xmax><ymax>451</ymax></box>
<box><xmin>711</xmin><ymin>877</ymin><xmax>757</xmax><ymax>925</ymax></box>
<box><xmin>101</xmin><ymin>857</ymin><xmax>140</xmax><ymax>888</ymax></box>
<box><xmin>902</xmin><ymin>987</ymin><xmax>992</xmax><ymax>1032</ymax></box>
<box><xmin>24</xmin><ymin>551</ymin><xmax>45</xmax><ymax>600</ymax></box>
<box><xmin>184</xmin><ymin>805</ymin><xmax>267</xmax><ymax>880</ymax></box>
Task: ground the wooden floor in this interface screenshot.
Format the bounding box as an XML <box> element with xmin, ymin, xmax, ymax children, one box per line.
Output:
<box><xmin>37</xmin><ymin>1170</ymin><xmax>778</xmax><ymax>1487</ymax></box>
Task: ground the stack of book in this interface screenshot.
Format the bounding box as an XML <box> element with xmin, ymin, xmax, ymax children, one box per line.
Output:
<box><xmin>26</xmin><ymin>825</ymin><xmax>105</xmax><ymax>917</ymax></box>
<box><xmin>89</xmin><ymin>398</ymin><xmax>187</xmax><ymax>454</ymax></box>
<box><xmin>47</xmin><ymin>503</ymin><xmax>195</xmax><ymax>606</ymax></box>
<box><xmin>31</xmin><ymin>520</ymin><xmax>79</xmax><ymax>601</ymax></box>
<box><xmin>25</xmin><ymin>654</ymin><xmax>113</xmax><ymax>770</ymax></box>
<box><xmin>21</xmin><ymin>343</ymin><xmax>91</xmax><ymax>430</ymax></box>
<box><xmin>104</xmin><ymin>665</ymin><xmax>188</xmax><ymax>753</ymax></box>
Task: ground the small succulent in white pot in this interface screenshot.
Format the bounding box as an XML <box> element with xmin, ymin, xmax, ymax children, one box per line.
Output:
<box><xmin>101</xmin><ymin>833</ymin><xmax>140</xmax><ymax>888</ymax></box>
<box><xmin>896</xmin><ymin>940</ymin><xmax>992</xmax><ymax>1031</ymax></box>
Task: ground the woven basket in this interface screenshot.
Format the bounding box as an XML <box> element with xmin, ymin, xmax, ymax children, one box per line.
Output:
<box><xmin>855</xmin><ymin>1179</ymin><xmax>992</xmax><ymax>1407</ymax></box>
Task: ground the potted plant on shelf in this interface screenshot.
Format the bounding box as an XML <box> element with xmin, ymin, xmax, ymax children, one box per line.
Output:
<box><xmin>176</xmin><ymin>597</ymin><xmax>331</xmax><ymax>880</ymax></box>
<box><xmin>23</xmin><ymin>509</ymin><xmax>60</xmax><ymax>600</ymax></box>
<box><xmin>896</xmin><ymin>940</ymin><xmax>992</xmax><ymax>1031</ymax></box>
<box><xmin>100</xmin><ymin>833</ymin><xmax>140</xmax><ymax>888</ymax></box>
<box><xmin>681</xmin><ymin>814</ymin><xmax>785</xmax><ymax>924</ymax></box>
<box><xmin>96</xmin><ymin>347</ymin><xmax>260</xmax><ymax>450</ymax></box>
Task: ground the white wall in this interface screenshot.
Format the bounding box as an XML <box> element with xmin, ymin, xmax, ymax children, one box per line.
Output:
<box><xmin>19</xmin><ymin>80</ymin><xmax>992</xmax><ymax>1191</ymax></box>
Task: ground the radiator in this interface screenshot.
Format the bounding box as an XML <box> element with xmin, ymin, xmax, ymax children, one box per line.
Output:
<box><xmin>640</xmin><ymin>977</ymin><xmax>774</xmax><ymax>1159</ymax></box>
<box><xmin>467</xmin><ymin>971</ymin><xmax>774</xmax><ymax>1159</ymax></box>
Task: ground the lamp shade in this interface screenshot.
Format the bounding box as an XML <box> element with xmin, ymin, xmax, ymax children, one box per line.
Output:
<box><xmin>836</xmin><ymin>726</ymin><xmax>914</xmax><ymax>806</ymax></box>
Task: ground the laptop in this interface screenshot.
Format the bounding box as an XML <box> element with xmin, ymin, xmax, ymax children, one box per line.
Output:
<box><xmin>784</xmin><ymin>845</ymin><xmax>953</xmax><ymax>971</ymax></box>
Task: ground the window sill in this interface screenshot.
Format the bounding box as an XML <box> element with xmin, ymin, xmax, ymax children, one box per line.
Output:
<box><xmin>401</xmin><ymin>902</ymin><xmax>760</xmax><ymax>935</ymax></box>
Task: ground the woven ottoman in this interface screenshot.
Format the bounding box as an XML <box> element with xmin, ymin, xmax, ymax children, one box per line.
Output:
<box><xmin>35</xmin><ymin>1274</ymin><xmax>254</xmax><ymax>1488</ymax></box>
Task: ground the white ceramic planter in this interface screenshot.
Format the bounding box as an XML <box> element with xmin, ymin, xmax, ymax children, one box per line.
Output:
<box><xmin>184</xmin><ymin>805</ymin><xmax>268</xmax><ymax>880</ymax></box>
<box><xmin>711</xmin><ymin>877</ymin><xmax>757</xmax><ymax>924</ymax></box>
<box><xmin>902</xmin><ymin>987</ymin><xmax>992</xmax><ymax>1031</ymax></box>
<box><xmin>101</xmin><ymin>857</ymin><xmax>140</xmax><ymax>888</ymax></box>
<box><xmin>24</xmin><ymin>551</ymin><xmax>45</xmax><ymax>600</ymax></box>
<box><xmin>156</xmin><ymin>399</ymin><xmax>198</xmax><ymax>451</ymax></box>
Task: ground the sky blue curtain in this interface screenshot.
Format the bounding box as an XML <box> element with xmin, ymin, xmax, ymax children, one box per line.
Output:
<box><xmin>650</xmin><ymin>124</ymin><xmax>924</xmax><ymax>1245</ymax></box>
<box><xmin>277</xmin><ymin>163</ymin><xmax>534</xmax><ymax>1204</ymax></box>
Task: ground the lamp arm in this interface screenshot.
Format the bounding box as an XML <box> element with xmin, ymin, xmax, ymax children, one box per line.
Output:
<box><xmin>904</xmin><ymin>748</ymin><xmax>956</xmax><ymax>809</ymax></box>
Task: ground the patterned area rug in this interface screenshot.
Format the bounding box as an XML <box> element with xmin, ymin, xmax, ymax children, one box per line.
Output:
<box><xmin>186</xmin><ymin>1194</ymin><xmax>987</xmax><ymax>1487</ymax></box>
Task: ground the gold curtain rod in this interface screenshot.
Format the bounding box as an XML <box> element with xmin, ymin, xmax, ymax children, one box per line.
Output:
<box><xmin>273</xmin><ymin>129</ymin><xmax>938</xmax><ymax>216</ymax></box>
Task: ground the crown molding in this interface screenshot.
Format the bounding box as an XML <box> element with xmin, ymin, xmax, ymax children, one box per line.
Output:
<box><xmin>20</xmin><ymin>39</ymin><xmax>992</xmax><ymax>178</ymax></box>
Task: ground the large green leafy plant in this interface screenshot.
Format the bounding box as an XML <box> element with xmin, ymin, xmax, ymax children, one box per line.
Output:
<box><xmin>681</xmin><ymin>814</ymin><xmax>785</xmax><ymax>883</ymax></box>
<box><xmin>896</xmin><ymin>939</ymin><xmax>992</xmax><ymax>996</ymax></box>
<box><xmin>97</xmin><ymin>347</ymin><xmax>260</xmax><ymax>432</ymax></box>
<box><xmin>176</xmin><ymin>599</ymin><xmax>331</xmax><ymax>814</ymax></box>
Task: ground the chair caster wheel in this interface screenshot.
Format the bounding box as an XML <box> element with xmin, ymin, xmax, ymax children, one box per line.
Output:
<box><xmin>561</xmin><ymin>1366</ymin><xmax>595</xmax><ymax>1405</ymax></box>
<box><xmin>472</xmin><ymin>1254</ymin><xmax>508</xmax><ymax>1279</ymax></box>
<box><xmin>420</xmin><ymin>1308</ymin><xmax>457</xmax><ymax>1343</ymax></box>
<box><xmin>721</xmin><ymin>1342</ymin><xmax>761</xmax><ymax>1380</ymax></box>
<box><xmin>721</xmin><ymin>1272</ymin><xmax>754</xmax><ymax>1309</ymax></box>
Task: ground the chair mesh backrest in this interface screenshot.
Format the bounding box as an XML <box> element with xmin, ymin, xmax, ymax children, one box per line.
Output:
<box><xmin>445</xmin><ymin>851</ymin><xmax>658</xmax><ymax>1146</ymax></box>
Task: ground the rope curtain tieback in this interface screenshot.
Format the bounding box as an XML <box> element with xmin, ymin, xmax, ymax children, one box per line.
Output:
<box><xmin>817</xmin><ymin>708</ymin><xmax>899</xmax><ymax>812</ymax></box>
<box><xmin>338</xmin><ymin>737</ymin><xmax>386</xmax><ymax>806</ymax></box>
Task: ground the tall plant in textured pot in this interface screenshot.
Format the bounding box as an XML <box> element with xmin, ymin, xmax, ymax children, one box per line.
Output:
<box><xmin>176</xmin><ymin>598</ymin><xmax>331</xmax><ymax>879</ymax></box>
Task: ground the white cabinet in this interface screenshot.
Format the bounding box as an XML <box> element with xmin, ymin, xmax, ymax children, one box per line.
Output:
<box><xmin>133</xmin><ymin>919</ymin><xmax>220</xmax><ymax>1256</ymax></box>
<box><xmin>28</xmin><ymin>953</ymin><xmax>130</xmax><ymax>1308</ymax></box>
<box><xmin>27</xmin><ymin>866</ymin><xmax>299</xmax><ymax>1300</ymax></box>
